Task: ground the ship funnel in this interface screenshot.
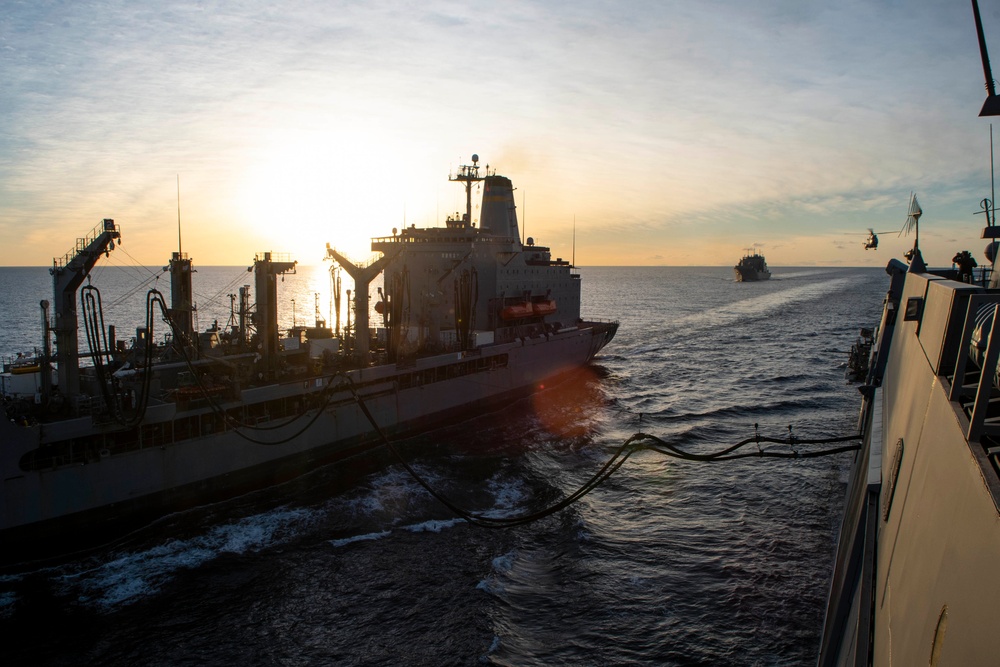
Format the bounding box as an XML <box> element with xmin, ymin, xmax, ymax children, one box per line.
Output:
<box><xmin>480</xmin><ymin>175</ymin><xmax>520</xmax><ymax>241</ymax></box>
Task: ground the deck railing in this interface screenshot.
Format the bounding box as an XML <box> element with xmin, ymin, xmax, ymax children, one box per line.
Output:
<box><xmin>52</xmin><ymin>219</ymin><xmax>120</xmax><ymax>270</ymax></box>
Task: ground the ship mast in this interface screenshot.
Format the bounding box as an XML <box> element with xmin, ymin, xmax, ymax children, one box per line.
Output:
<box><xmin>167</xmin><ymin>176</ymin><xmax>196</xmax><ymax>349</ymax></box>
<box><xmin>177</xmin><ymin>174</ymin><xmax>183</xmax><ymax>255</ymax></box>
<box><xmin>449</xmin><ymin>154</ymin><xmax>484</xmax><ymax>227</ymax></box>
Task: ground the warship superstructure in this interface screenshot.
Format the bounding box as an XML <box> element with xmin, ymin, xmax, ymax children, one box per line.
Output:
<box><xmin>818</xmin><ymin>4</ymin><xmax>1000</xmax><ymax>662</ymax></box>
<box><xmin>818</xmin><ymin>238</ymin><xmax>1000</xmax><ymax>665</ymax></box>
<box><xmin>733</xmin><ymin>251</ymin><xmax>771</xmax><ymax>282</ymax></box>
<box><xmin>0</xmin><ymin>156</ymin><xmax>618</xmax><ymax>564</ymax></box>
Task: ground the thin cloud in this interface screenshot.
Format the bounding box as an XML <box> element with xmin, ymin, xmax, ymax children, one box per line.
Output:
<box><xmin>0</xmin><ymin>1</ymin><xmax>997</xmax><ymax>266</ymax></box>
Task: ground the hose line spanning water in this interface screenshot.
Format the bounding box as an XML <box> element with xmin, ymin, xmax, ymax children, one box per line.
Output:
<box><xmin>348</xmin><ymin>381</ymin><xmax>862</xmax><ymax>529</ymax></box>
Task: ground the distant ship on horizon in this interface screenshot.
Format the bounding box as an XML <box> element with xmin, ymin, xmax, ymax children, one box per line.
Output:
<box><xmin>733</xmin><ymin>251</ymin><xmax>771</xmax><ymax>282</ymax></box>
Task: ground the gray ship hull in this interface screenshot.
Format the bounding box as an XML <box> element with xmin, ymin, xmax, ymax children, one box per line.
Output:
<box><xmin>819</xmin><ymin>261</ymin><xmax>1000</xmax><ymax>665</ymax></box>
<box><xmin>733</xmin><ymin>266</ymin><xmax>771</xmax><ymax>282</ymax></box>
<box><xmin>1</xmin><ymin>322</ymin><xmax>617</xmax><ymax>564</ymax></box>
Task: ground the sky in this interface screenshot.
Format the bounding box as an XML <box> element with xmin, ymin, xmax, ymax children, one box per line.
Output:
<box><xmin>3</xmin><ymin>0</ymin><xmax>1000</xmax><ymax>268</ymax></box>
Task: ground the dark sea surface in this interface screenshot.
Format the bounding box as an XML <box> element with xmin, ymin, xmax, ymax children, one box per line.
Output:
<box><xmin>0</xmin><ymin>263</ymin><xmax>887</xmax><ymax>666</ymax></box>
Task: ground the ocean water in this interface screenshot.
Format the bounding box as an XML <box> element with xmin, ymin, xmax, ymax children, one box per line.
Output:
<box><xmin>0</xmin><ymin>263</ymin><xmax>886</xmax><ymax>666</ymax></box>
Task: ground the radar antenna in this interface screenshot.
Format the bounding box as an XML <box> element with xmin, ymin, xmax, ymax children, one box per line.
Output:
<box><xmin>900</xmin><ymin>193</ymin><xmax>922</xmax><ymax>246</ymax></box>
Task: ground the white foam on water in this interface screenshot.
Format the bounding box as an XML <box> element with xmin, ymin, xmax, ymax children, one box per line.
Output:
<box><xmin>491</xmin><ymin>551</ymin><xmax>516</xmax><ymax>573</ymax></box>
<box><xmin>667</xmin><ymin>277</ymin><xmax>854</xmax><ymax>335</ymax></box>
<box><xmin>357</xmin><ymin>463</ymin><xmax>449</xmax><ymax>516</ymax></box>
<box><xmin>54</xmin><ymin>506</ymin><xmax>317</xmax><ymax>610</ymax></box>
<box><xmin>477</xmin><ymin>550</ymin><xmax>517</xmax><ymax>595</ymax></box>
<box><xmin>340</xmin><ymin>493</ymin><xmax>386</xmax><ymax>516</ymax></box>
<box><xmin>772</xmin><ymin>269</ymin><xmax>831</xmax><ymax>280</ymax></box>
<box><xmin>329</xmin><ymin>517</ymin><xmax>462</xmax><ymax>549</ymax></box>
<box><xmin>477</xmin><ymin>472</ymin><xmax>530</xmax><ymax>520</ymax></box>
<box><xmin>324</xmin><ymin>464</ymin><xmax>435</xmax><ymax>522</ymax></box>
<box><xmin>328</xmin><ymin>530</ymin><xmax>392</xmax><ymax>548</ymax></box>
<box><xmin>491</xmin><ymin>475</ymin><xmax>529</xmax><ymax>509</ymax></box>
<box><xmin>402</xmin><ymin>518</ymin><xmax>463</xmax><ymax>533</ymax></box>
<box><xmin>60</xmin><ymin>541</ymin><xmax>215</xmax><ymax>608</ymax></box>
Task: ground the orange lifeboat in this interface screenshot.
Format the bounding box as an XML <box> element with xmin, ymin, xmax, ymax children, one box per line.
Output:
<box><xmin>532</xmin><ymin>299</ymin><xmax>557</xmax><ymax>317</ymax></box>
<box><xmin>500</xmin><ymin>302</ymin><xmax>533</xmax><ymax>320</ymax></box>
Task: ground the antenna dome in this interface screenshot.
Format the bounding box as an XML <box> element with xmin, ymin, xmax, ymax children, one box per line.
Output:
<box><xmin>472</xmin><ymin>154</ymin><xmax>479</xmax><ymax>164</ymax></box>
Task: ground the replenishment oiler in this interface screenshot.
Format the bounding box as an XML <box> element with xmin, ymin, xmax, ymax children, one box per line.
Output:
<box><xmin>818</xmin><ymin>3</ymin><xmax>1000</xmax><ymax>663</ymax></box>
<box><xmin>733</xmin><ymin>250</ymin><xmax>770</xmax><ymax>282</ymax></box>
<box><xmin>0</xmin><ymin>156</ymin><xmax>618</xmax><ymax>565</ymax></box>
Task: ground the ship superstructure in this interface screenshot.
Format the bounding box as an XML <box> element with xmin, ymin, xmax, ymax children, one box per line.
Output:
<box><xmin>818</xmin><ymin>251</ymin><xmax>1000</xmax><ymax>665</ymax></box>
<box><xmin>0</xmin><ymin>156</ymin><xmax>617</xmax><ymax>564</ymax></box>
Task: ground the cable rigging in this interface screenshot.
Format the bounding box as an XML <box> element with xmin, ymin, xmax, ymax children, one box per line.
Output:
<box><xmin>346</xmin><ymin>381</ymin><xmax>863</xmax><ymax>529</ymax></box>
